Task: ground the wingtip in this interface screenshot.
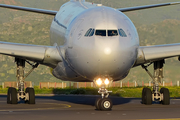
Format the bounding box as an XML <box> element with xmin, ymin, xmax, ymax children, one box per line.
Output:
<box><xmin>170</xmin><ymin>2</ymin><xmax>180</xmax><ymax>5</ymax></box>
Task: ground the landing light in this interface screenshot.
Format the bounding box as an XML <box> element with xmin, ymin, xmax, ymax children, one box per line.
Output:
<box><xmin>96</xmin><ymin>78</ymin><xmax>102</xmax><ymax>85</ymax></box>
<box><xmin>95</xmin><ymin>78</ymin><xmax>110</xmax><ymax>86</ymax></box>
<box><xmin>105</xmin><ymin>78</ymin><xmax>109</xmax><ymax>85</ymax></box>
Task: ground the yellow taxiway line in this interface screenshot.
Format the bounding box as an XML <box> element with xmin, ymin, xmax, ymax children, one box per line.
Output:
<box><xmin>0</xmin><ymin>103</ymin><xmax>71</xmax><ymax>112</ymax></box>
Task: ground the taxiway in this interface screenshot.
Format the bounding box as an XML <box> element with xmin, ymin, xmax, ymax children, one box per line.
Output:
<box><xmin>0</xmin><ymin>95</ymin><xmax>180</xmax><ymax>120</ymax></box>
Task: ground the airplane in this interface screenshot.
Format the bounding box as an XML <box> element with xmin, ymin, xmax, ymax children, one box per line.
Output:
<box><xmin>0</xmin><ymin>0</ymin><xmax>180</xmax><ymax>111</ymax></box>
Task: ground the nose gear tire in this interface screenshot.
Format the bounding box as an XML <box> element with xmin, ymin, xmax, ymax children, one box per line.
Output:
<box><xmin>99</xmin><ymin>98</ymin><xmax>112</xmax><ymax>111</ymax></box>
<box><xmin>95</xmin><ymin>98</ymin><xmax>102</xmax><ymax>110</ymax></box>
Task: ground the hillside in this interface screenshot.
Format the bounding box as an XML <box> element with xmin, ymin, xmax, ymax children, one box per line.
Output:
<box><xmin>0</xmin><ymin>0</ymin><xmax>180</xmax><ymax>85</ymax></box>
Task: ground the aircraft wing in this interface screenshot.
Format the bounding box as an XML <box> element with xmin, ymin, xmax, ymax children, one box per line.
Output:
<box><xmin>1</xmin><ymin>2</ymin><xmax>180</xmax><ymax>14</ymax></box>
<box><xmin>134</xmin><ymin>43</ymin><xmax>180</xmax><ymax>66</ymax></box>
<box><xmin>0</xmin><ymin>42</ymin><xmax>62</xmax><ymax>67</ymax></box>
<box><xmin>0</xmin><ymin>4</ymin><xmax>57</xmax><ymax>15</ymax></box>
<box><xmin>118</xmin><ymin>2</ymin><xmax>180</xmax><ymax>12</ymax></box>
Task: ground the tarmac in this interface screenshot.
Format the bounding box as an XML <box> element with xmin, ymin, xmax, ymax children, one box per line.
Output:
<box><xmin>0</xmin><ymin>94</ymin><xmax>180</xmax><ymax>120</ymax></box>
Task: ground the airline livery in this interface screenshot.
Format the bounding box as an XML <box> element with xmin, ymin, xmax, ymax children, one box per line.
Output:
<box><xmin>0</xmin><ymin>0</ymin><xmax>180</xmax><ymax>111</ymax></box>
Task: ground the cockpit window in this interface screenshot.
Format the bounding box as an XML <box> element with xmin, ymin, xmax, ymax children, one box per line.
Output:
<box><xmin>89</xmin><ymin>29</ymin><xmax>94</xmax><ymax>36</ymax></box>
<box><xmin>85</xmin><ymin>28</ymin><xmax>94</xmax><ymax>37</ymax></box>
<box><xmin>85</xmin><ymin>28</ymin><xmax>92</xmax><ymax>36</ymax></box>
<box><xmin>118</xmin><ymin>29</ymin><xmax>127</xmax><ymax>37</ymax></box>
<box><xmin>108</xmin><ymin>30</ymin><xmax>118</xmax><ymax>36</ymax></box>
<box><xmin>95</xmin><ymin>30</ymin><xmax>106</xmax><ymax>36</ymax></box>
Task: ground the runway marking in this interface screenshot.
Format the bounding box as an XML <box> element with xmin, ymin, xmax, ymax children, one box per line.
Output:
<box><xmin>0</xmin><ymin>107</ymin><xmax>56</xmax><ymax>112</ymax></box>
<box><xmin>0</xmin><ymin>103</ymin><xmax>71</xmax><ymax>112</ymax></box>
<box><xmin>43</xmin><ymin>103</ymin><xmax>71</xmax><ymax>108</ymax></box>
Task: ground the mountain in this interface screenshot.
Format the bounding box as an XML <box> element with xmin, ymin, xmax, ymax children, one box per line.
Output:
<box><xmin>0</xmin><ymin>0</ymin><xmax>21</xmax><ymax>5</ymax></box>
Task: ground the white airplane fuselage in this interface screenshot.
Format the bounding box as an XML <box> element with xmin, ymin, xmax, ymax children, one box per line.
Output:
<box><xmin>50</xmin><ymin>1</ymin><xmax>139</xmax><ymax>82</ymax></box>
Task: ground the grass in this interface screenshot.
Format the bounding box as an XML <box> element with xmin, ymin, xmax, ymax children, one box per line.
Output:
<box><xmin>1</xmin><ymin>86</ymin><xmax>180</xmax><ymax>98</ymax></box>
<box><xmin>109</xmin><ymin>87</ymin><xmax>180</xmax><ymax>98</ymax></box>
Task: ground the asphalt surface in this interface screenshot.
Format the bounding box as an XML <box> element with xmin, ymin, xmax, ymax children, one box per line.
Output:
<box><xmin>0</xmin><ymin>95</ymin><xmax>180</xmax><ymax>120</ymax></box>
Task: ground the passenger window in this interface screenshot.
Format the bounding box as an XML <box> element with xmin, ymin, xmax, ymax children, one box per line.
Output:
<box><xmin>95</xmin><ymin>30</ymin><xmax>106</xmax><ymax>36</ymax></box>
<box><xmin>108</xmin><ymin>30</ymin><xmax>118</xmax><ymax>36</ymax></box>
<box><xmin>118</xmin><ymin>29</ymin><xmax>127</xmax><ymax>37</ymax></box>
<box><xmin>85</xmin><ymin>28</ymin><xmax>92</xmax><ymax>36</ymax></box>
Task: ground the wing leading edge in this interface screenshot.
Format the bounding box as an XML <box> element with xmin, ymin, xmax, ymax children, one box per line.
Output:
<box><xmin>0</xmin><ymin>4</ymin><xmax>57</xmax><ymax>15</ymax></box>
<box><xmin>0</xmin><ymin>42</ymin><xmax>62</xmax><ymax>67</ymax></box>
<box><xmin>1</xmin><ymin>2</ymin><xmax>180</xmax><ymax>14</ymax></box>
<box><xmin>135</xmin><ymin>43</ymin><xmax>180</xmax><ymax>66</ymax></box>
<box><xmin>118</xmin><ymin>2</ymin><xmax>180</xmax><ymax>12</ymax></box>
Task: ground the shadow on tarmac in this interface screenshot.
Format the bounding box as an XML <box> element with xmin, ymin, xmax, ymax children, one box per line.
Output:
<box><xmin>0</xmin><ymin>94</ymin><xmax>140</xmax><ymax>106</ymax></box>
<box><xmin>1</xmin><ymin>95</ymin><xmax>178</xmax><ymax>106</ymax></box>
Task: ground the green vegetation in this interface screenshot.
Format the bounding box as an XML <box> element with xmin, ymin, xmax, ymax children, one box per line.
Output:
<box><xmin>0</xmin><ymin>0</ymin><xmax>180</xmax><ymax>86</ymax></box>
<box><xmin>34</xmin><ymin>87</ymin><xmax>180</xmax><ymax>98</ymax></box>
<box><xmin>1</xmin><ymin>86</ymin><xmax>180</xmax><ymax>98</ymax></box>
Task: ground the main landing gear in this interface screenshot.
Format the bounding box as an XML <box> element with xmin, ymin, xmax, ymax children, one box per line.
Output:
<box><xmin>94</xmin><ymin>78</ymin><xmax>113</xmax><ymax>111</ymax></box>
<box><xmin>141</xmin><ymin>60</ymin><xmax>170</xmax><ymax>105</ymax></box>
<box><xmin>7</xmin><ymin>58</ymin><xmax>39</xmax><ymax>104</ymax></box>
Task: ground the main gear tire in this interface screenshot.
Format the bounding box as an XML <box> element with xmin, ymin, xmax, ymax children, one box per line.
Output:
<box><xmin>7</xmin><ymin>87</ymin><xmax>12</xmax><ymax>104</ymax></box>
<box><xmin>10</xmin><ymin>87</ymin><xmax>18</xmax><ymax>104</ymax></box>
<box><xmin>142</xmin><ymin>87</ymin><xmax>148</xmax><ymax>104</ymax></box>
<box><xmin>160</xmin><ymin>88</ymin><xmax>170</xmax><ymax>105</ymax></box>
<box><xmin>144</xmin><ymin>88</ymin><xmax>152</xmax><ymax>105</ymax></box>
<box><xmin>25</xmin><ymin>87</ymin><xmax>35</xmax><ymax>104</ymax></box>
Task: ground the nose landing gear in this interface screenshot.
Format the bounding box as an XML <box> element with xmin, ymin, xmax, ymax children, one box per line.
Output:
<box><xmin>94</xmin><ymin>78</ymin><xmax>113</xmax><ymax>111</ymax></box>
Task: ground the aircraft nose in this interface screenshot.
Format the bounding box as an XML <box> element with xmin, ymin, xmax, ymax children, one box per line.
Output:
<box><xmin>67</xmin><ymin>36</ymin><xmax>136</xmax><ymax>80</ymax></box>
<box><xmin>93</xmin><ymin>37</ymin><xmax>128</xmax><ymax>64</ymax></box>
<box><xmin>90</xmin><ymin>39</ymin><xmax>122</xmax><ymax>74</ymax></box>
<box><xmin>93</xmin><ymin>37</ymin><xmax>122</xmax><ymax>67</ymax></box>
<box><xmin>103</xmin><ymin>47</ymin><xmax>112</xmax><ymax>55</ymax></box>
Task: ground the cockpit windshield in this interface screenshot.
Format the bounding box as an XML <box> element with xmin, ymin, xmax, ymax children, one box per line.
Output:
<box><xmin>118</xmin><ymin>29</ymin><xmax>127</xmax><ymax>37</ymax></box>
<box><xmin>85</xmin><ymin>28</ymin><xmax>95</xmax><ymax>37</ymax></box>
<box><xmin>85</xmin><ymin>29</ymin><xmax>127</xmax><ymax>37</ymax></box>
<box><xmin>95</xmin><ymin>30</ymin><xmax>106</xmax><ymax>36</ymax></box>
<box><xmin>108</xmin><ymin>30</ymin><xmax>118</xmax><ymax>36</ymax></box>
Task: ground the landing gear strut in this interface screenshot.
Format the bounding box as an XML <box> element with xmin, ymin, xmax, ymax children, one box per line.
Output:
<box><xmin>94</xmin><ymin>78</ymin><xmax>113</xmax><ymax>111</ymax></box>
<box><xmin>141</xmin><ymin>60</ymin><xmax>170</xmax><ymax>105</ymax></box>
<box><xmin>7</xmin><ymin>58</ymin><xmax>39</xmax><ymax>104</ymax></box>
